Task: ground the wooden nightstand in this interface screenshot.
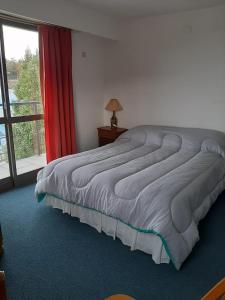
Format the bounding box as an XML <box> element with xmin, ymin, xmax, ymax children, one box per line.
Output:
<box><xmin>97</xmin><ymin>127</ymin><xmax>127</xmax><ymax>146</ymax></box>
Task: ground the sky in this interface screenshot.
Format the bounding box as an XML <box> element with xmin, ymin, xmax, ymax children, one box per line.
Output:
<box><xmin>3</xmin><ymin>25</ymin><xmax>38</xmax><ymax>60</ymax></box>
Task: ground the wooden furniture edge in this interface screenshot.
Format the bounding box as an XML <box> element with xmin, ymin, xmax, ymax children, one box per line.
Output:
<box><xmin>201</xmin><ymin>278</ymin><xmax>225</xmax><ymax>300</ymax></box>
<box><xmin>0</xmin><ymin>225</ymin><xmax>6</xmax><ymax>300</ymax></box>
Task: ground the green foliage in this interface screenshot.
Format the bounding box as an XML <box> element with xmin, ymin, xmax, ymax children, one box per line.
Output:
<box><xmin>6</xmin><ymin>59</ymin><xmax>19</xmax><ymax>90</ymax></box>
<box><xmin>13</xmin><ymin>122</ymin><xmax>34</xmax><ymax>159</ymax></box>
<box><xmin>15</xmin><ymin>48</ymin><xmax>41</xmax><ymax>103</ymax></box>
<box><xmin>11</xmin><ymin>47</ymin><xmax>44</xmax><ymax>160</ymax></box>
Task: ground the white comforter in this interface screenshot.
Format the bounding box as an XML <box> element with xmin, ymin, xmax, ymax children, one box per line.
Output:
<box><xmin>35</xmin><ymin>126</ymin><xmax>225</xmax><ymax>269</ymax></box>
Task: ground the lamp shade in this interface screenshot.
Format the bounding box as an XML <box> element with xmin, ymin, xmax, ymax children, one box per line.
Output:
<box><xmin>105</xmin><ymin>99</ymin><xmax>123</xmax><ymax>112</ymax></box>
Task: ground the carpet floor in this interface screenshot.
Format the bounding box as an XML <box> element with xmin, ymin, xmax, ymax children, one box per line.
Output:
<box><xmin>0</xmin><ymin>184</ymin><xmax>225</xmax><ymax>300</ymax></box>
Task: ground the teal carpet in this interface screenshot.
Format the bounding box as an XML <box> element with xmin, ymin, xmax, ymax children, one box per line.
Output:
<box><xmin>0</xmin><ymin>184</ymin><xmax>225</xmax><ymax>300</ymax></box>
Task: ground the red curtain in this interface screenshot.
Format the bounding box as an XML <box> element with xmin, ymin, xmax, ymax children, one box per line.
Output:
<box><xmin>38</xmin><ymin>25</ymin><xmax>77</xmax><ymax>163</ymax></box>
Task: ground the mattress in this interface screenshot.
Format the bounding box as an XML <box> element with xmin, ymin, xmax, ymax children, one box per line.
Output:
<box><xmin>35</xmin><ymin>125</ymin><xmax>225</xmax><ymax>269</ymax></box>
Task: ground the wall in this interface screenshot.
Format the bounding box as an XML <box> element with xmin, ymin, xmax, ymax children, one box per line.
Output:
<box><xmin>0</xmin><ymin>0</ymin><xmax>120</xmax><ymax>40</ymax></box>
<box><xmin>73</xmin><ymin>32</ymin><xmax>106</xmax><ymax>151</ymax></box>
<box><xmin>104</xmin><ymin>6</ymin><xmax>225</xmax><ymax>132</ymax></box>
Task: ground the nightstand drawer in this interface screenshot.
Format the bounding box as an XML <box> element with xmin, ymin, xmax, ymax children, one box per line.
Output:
<box><xmin>98</xmin><ymin>129</ymin><xmax>117</xmax><ymax>139</ymax></box>
<box><xmin>97</xmin><ymin>127</ymin><xmax>127</xmax><ymax>147</ymax></box>
<box><xmin>99</xmin><ymin>137</ymin><xmax>114</xmax><ymax>146</ymax></box>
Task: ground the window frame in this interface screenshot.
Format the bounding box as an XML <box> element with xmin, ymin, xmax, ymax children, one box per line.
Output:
<box><xmin>0</xmin><ymin>18</ymin><xmax>45</xmax><ymax>191</ymax></box>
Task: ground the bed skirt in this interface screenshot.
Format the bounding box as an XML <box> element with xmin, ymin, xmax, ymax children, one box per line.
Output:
<box><xmin>45</xmin><ymin>195</ymin><xmax>170</xmax><ymax>265</ymax></box>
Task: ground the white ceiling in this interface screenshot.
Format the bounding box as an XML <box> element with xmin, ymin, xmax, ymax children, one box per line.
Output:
<box><xmin>72</xmin><ymin>0</ymin><xmax>225</xmax><ymax>18</ymax></box>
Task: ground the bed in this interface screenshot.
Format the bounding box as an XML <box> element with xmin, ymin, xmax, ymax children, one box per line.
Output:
<box><xmin>35</xmin><ymin>125</ymin><xmax>225</xmax><ymax>269</ymax></box>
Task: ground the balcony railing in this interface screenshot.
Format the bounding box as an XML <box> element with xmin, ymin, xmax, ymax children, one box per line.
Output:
<box><xmin>0</xmin><ymin>101</ymin><xmax>45</xmax><ymax>163</ymax></box>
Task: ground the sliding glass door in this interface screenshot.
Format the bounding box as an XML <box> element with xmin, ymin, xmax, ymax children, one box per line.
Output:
<box><xmin>0</xmin><ymin>19</ymin><xmax>46</xmax><ymax>191</ymax></box>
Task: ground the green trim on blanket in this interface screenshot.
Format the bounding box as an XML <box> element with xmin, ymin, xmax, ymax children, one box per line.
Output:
<box><xmin>38</xmin><ymin>192</ymin><xmax>177</xmax><ymax>268</ymax></box>
<box><xmin>37</xmin><ymin>193</ymin><xmax>46</xmax><ymax>203</ymax></box>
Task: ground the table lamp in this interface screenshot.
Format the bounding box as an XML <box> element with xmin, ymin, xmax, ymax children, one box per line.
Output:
<box><xmin>105</xmin><ymin>99</ymin><xmax>123</xmax><ymax>129</ymax></box>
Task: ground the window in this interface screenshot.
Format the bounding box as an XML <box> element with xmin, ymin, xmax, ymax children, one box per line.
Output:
<box><xmin>0</xmin><ymin>20</ymin><xmax>46</xmax><ymax>190</ymax></box>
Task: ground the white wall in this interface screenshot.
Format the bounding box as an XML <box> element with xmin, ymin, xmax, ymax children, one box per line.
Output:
<box><xmin>73</xmin><ymin>32</ymin><xmax>106</xmax><ymax>151</ymax></box>
<box><xmin>0</xmin><ymin>0</ymin><xmax>120</xmax><ymax>40</ymax></box>
<box><xmin>104</xmin><ymin>6</ymin><xmax>225</xmax><ymax>132</ymax></box>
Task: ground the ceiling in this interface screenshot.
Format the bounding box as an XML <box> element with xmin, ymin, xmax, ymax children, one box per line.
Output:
<box><xmin>72</xmin><ymin>0</ymin><xmax>225</xmax><ymax>18</ymax></box>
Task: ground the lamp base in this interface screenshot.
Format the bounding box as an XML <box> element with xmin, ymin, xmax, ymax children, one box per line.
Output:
<box><xmin>110</xmin><ymin>111</ymin><xmax>118</xmax><ymax>129</ymax></box>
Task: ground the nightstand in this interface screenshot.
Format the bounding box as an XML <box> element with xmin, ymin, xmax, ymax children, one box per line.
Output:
<box><xmin>97</xmin><ymin>126</ymin><xmax>127</xmax><ymax>146</ymax></box>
